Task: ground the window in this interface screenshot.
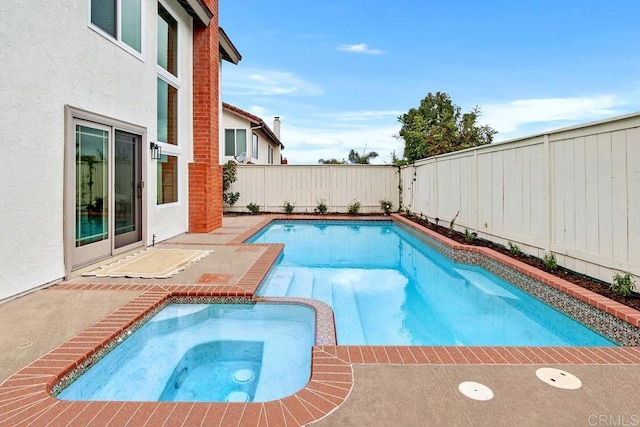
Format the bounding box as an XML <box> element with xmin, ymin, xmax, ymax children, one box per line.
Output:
<box><xmin>225</xmin><ymin>129</ymin><xmax>247</xmax><ymax>157</ymax></box>
<box><xmin>157</xmin><ymin>3</ymin><xmax>177</xmax><ymax>77</ymax></box>
<box><xmin>268</xmin><ymin>146</ymin><xmax>274</xmax><ymax>164</ymax></box>
<box><xmin>90</xmin><ymin>0</ymin><xmax>142</xmax><ymax>53</ymax></box>
<box><xmin>156</xmin><ymin>3</ymin><xmax>178</xmax><ymax>146</ymax></box>
<box><xmin>157</xmin><ymin>78</ymin><xmax>177</xmax><ymax>144</ymax></box>
<box><xmin>157</xmin><ymin>154</ymin><xmax>177</xmax><ymax>204</ymax></box>
<box><xmin>252</xmin><ymin>132</ymin><xmax>258</xmax><ymax>159</ymax></box>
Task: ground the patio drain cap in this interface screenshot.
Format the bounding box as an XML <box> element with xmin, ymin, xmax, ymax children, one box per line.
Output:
<box><xmin>535</xmin><ymin>367</ymin><xmax>582</xmax><ymax>390</ymax></box>
<box><xmin>458</xmin><ymin>381</ymin><xmax>494</xmax><ymax>401</ymax></box>
<box><xmin>233</xmin><ymin>369</ymin><xmax>254</xmax><ymax>383</ymax></box>
<box><xmin>226</xmin><ymin>391</ymin><xmax>250</xmax><ymax>403</ymax></box>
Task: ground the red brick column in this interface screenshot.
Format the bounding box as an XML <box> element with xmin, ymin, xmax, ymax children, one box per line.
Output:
<box><xmin>190</xmin><ymin>1</ymin><xmax>222</xmax><ymax>232</ymax></box>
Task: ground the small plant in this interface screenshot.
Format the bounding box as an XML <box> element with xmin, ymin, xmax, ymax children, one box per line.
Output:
<box><xmin>315</xmin><ymin>200</ymin><xmax>328</xmax><ymax>214</ymax></box>
<box><xmin>404</xmin><ymin>208</ymin><xmax>413</xmax><ymax>218</ymax></box>
<box><xmin>246</xmin><ymin>203</ymin><xmax>260</xmax><ymax>215</ymax></box>
<box><xmin>223</xmin><ymin>192</ymin><xmax>240</xmax><ymax>206</ymax></box>
<box><xmin>448</xmin><ymin>210</ymin><xmax>459</xmax><ymax>235</ymax></box>
<box><xmin>380</xmin><ymin>199</ymin><xmax>393</xmax><ymax>215</ymax></box>
<box><xmin>508</xmin><ymin>241</ymin><xmax>522</xmax><ymax>256</ymax></box>
<box><xmin>464</xmin><ymin>229</ymin><xmax>478</xmax><ymax>244</ymax></box>
<box><xmin>283</xmin><ymin>201</ymin><xmax>295</xmax><ymax>214</ymax></box>
<box><xmin>420</xmin><ymin>213</ymin><xmax>429</xmax><ymax>226</ymax></box>
<box><xmin>610</xmin><ymin>272</ymin><xmax>636</xmax><ymax>297</ymax></box>
<box><xmin>347</xmin><ymin>200</ymin><xmax>361</xmax><ymax>215</ymax></box>
<box><xmin>543</xmin><ymin>252</ymin><xmax>557</xmax><ymax>270</ymax></box>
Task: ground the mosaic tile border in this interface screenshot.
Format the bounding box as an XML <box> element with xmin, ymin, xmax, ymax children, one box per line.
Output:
<box><xmin>50</xmin><ymin>294</ymin><xmax>336</xmax><ymax>397</ymax></box>
<box><xmin>51</xmin><ymin>294</ymin><xmax>171</xmax><ymax>396</ymax></box>
<box><xmin>393</xmin><ymin>217</ymin><xmax>640</xmax><ymax>346</ymax></box>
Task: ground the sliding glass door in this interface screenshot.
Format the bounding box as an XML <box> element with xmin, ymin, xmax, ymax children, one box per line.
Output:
<box><xmin>71</xmin><ymin>121</ymin><xmax>142</xmax><ymax>268</ymax></box>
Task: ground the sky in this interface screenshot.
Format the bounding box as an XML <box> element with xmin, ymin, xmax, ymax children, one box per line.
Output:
<box><xmin>219</xmin><ymin>0</ymin><xmax>640</xmax><ymax>164</ymax></box>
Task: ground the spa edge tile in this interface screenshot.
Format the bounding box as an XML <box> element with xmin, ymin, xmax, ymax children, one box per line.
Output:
<box><xmin>39</xmin><ymin>401</ymin><xmax>90</xmax><ymax>427</ymax></box>
<box><xmin>162</xmin><ymin>403</ymin><xmax>196</xmax><ymax>427</ymax></box>
<box><xmin>263</xmin><ymin>401</ymin><xmax>286</xmax><ymax>427</ymax></box>
<box><xmin>280</xmin><ymin>396</ymin><xmax>316</xmax><ymax>426</ymax></box>
<box><xmin>238</xmin><ymin>403</ymin><xmax>263</xmax><ymax>427</ymax></box>
<box><xmin>102</xmin><ymin>401</ymin><xmax>143</xmax><ymax>427</ymax></box>
<box><xmin>220</xmin><ymin>403</ymin><xmax>249</xmax><ymax>426</ymax></box>
<box><xmin>53</xmin><ymin>401</ymin><xmax>108</xmax><ymax>426</ymax></box>
<box><xmin>200</xmin><ymin>403</ymin><xmax>228</xmax><ymax>426</ymax></box>
<box><xmin>181</xmin><ymin>402</ymin><xmax>211</xmax><ymax>426</ymax></box>
<box><xmin>305</xmin><ymin>384</ymin><xmax>348</xmax><ymax>405</ymax></box>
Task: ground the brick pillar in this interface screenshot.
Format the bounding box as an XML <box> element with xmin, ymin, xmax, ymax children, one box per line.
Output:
<box><xmin>189</xmin><ymin>1</ymin><xmax>222</xmax><ymax>232</ymax></box>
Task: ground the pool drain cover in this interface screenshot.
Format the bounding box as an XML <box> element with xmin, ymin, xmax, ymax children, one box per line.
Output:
<box><xmin>233</xmin><ymin>369</ymin><xmax>254</xmax><ymax>383</ymax></box>
<box><xmin>226</xmin><ymin>391</ymin><xmax>250</xmax><ymax>403</ymax></box>
<box><xmin>535</xmin><ymin>368</ymin><xmax>582</xmax><ymax>389</ymax></box>
<box><xmin>458</xmin><ymin>381</ymin><xmax>494</xmax><ymax>401</ymax></box>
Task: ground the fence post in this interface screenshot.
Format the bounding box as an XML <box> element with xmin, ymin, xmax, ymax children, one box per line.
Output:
<box><xmin>543</xmin><ymin>134</ymin><xmax>552</xmax><ymax>253</ymax></box>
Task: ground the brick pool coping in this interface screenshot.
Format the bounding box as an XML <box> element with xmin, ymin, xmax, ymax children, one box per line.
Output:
<box><xmin>2</xmin><ymin>214</ymin><xmax>640</xmax><ymax>426</ymax></box>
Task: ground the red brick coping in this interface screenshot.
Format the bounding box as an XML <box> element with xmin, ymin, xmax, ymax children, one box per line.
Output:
<box><xmin>2</xmin><ymin>214</ymin><xmax>640</xmax><ymax>426</ymax></box>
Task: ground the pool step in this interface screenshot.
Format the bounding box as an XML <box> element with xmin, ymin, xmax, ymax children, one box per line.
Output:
<box><xmin>264</xmin><ymin>268</ymin><xmax>294</xmax><ymax>297</ymax></box>
<box><xmin>332</xmin><ymin>280</ymin><xmax>366</xmax><ymax>344</ymax></box>
<box><xmin>311</xmin><ymin>278</ymin><xmax>334</xmax><ymax>306</ymax></box>
<box><xmin>287</xmin><ymin>269</ymin><xmax>314</xmax><ymax>298</ymax></box>
<box><xmin>454</xmin><ymin>267</ymin><xmax>519</xmax><ymax>300</ymax></box>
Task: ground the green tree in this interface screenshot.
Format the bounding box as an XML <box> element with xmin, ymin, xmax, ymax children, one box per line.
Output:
<box><xmin>398</xmin><ymin>92</ymin><xmax>496</xmax><ymax>162</ymax></box>
<box><xmin>318</xmin><ymin>158</ymin><xmax>346</xmax><ymax>164</ymax></box>
<box><xmin>348</xmin><ymin>149</ymin><xmax>378</xmax><ymax>164</ymax></box>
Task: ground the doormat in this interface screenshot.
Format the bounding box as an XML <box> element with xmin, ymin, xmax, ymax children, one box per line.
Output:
<box><xmin>83</xmin><ymin>248</ymin><xmax>213</xmax><ymax>279</ymax></box>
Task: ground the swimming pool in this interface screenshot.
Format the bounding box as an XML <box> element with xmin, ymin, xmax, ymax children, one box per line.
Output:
<box><xmin>250</xmin><ymin>221</ymin><xmax>615</xmax><ymax>346</ymax></box>
<box><xmin>57</xmin><ymin>303</ymin><xmax>315</xmax><ymax>402</ymax></box>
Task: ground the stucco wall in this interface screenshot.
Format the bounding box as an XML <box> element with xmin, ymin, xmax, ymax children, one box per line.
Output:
<box><xmin>0</xmin><ymin>0</ymin><xmax>194</xmax><ymax>300</ymax></box>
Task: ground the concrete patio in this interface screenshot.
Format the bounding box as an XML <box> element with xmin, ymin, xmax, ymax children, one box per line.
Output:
<box><xmin>1</xmin><ymin>215</ymin><xmax>639</xmax><ymax>426</ymax></box>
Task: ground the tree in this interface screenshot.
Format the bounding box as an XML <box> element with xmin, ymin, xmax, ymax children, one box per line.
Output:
<box><xmin>348</xmin><ymin>149</ymin><xmax>378</xmax><ymax>164</ymax></box>
<box><xmin>398</xmin><ymin>92</ymin><xmax>496</xmax><ymax>162</ymax></box>
<box><xmin>318</xmin><ymin>158</ymin><xmax>346</xmax><ymax>164</ymax></box>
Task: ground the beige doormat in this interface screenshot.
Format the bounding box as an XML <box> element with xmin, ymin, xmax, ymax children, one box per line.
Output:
<box><xmin>83</xmin><ymin>248</ymin><xmax>213</xmax><ymax>279</ymax></box>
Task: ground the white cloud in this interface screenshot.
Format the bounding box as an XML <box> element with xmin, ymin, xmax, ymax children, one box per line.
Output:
<box><xmin>337</xmin><ymin>43</ymin><xmax>384</xmax><ymax>55</ymax></box>
<box><xmin>480</xmin><ymin>95</ymin><xmax>626</xmax><ymax>140</ymax></box>
<box><xmin>222</xmin><ymin>67</ymin><xmax>323</xmax><ymax>97</ymax></box>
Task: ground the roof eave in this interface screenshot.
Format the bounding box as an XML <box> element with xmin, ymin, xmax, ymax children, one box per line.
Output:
<box><xmin>176</xmin><ymin>0</ymin><xmax>213</xmax><ymax>26</ymax></box>
<box><xmin>219</xmin><ymin>27</ymin><xmax>242</xmax><ymax>64</ymax></box>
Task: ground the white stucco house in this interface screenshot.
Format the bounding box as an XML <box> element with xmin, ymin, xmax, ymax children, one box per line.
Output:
<box><xmin>0</xmin><ymin>0</ymin><xmax>240</xmax><ymax>301</ymax></box>
<box><xmin>221</xmin><ymin>102</ymin><xmax>286</xmax><ymax>165</ymax></box>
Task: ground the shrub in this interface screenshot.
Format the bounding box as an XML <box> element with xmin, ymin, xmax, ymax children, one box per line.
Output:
<box><xmin>610</xmin><ymin>272</ymin><xmax>636</xmax><ymax>297</ymax></box>
<box><xmin>508</xmin><ymin>241</ymin><xmax>522</xmax><ymax>256</ymax></box>
<box><xmin>222</xmin><ymin>161</ymin><xmax>240</xmax><ymax>206</ymax></box>
<box><xmin>543</xmin><ymin>252</ymin><xmax>557</xmax><ymax>270</ymax></box>
<box><xmin>315</xmin><ymin>200</ymin><xmax>328</xmax><ymax>214</ymax></box>
<box><xmin>347</xmin><ymin>200</ymin><xmax>360</xmax><ymax>215</ymax></box>
<box><xmin>464</xmin><ymin>229</ymin><xmax>478</xmax><ymax>244</ymax></box>
<box><xmin>283</xmin><ymin>201</ymin><xmax>295</xmax><ymax>214</ymax></box>
<box><xmin>380</xmin><ymin>199</ymin><xmax>393</xmax><ymax>215</ymax></box>
<box><xmin>246</xmin><ymin>203</ymin><xmax>260</xmax><ymax>215</ymax></box>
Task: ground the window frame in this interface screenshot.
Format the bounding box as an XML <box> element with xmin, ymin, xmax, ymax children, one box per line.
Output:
<box><xmin>268</xmin><ymin>145</ymin><xmax>274</xmax><ymax>164</ymax></box>
<box><xmin>252</xmin><ymin>132</ymin><xmax>259</xmax><ymax>160</ymax></box>
<box><xmin>224</xmin><ymin>129</ymin><xmax>248</xmax><ymax>157</ymax></box>
<box><xmin>156</xmin><ymin>153</ymin><xmax>179</xmax><ymax>205</ymax></box>
<box><xmin>88</xmin><ymin>0</ymin><xmax>144</xmax><ymax>59</ymax></box>
<box><xmin>156</xmin><ymin>1</ymin><xmax>181</xmax><ymax>148</ymax></box>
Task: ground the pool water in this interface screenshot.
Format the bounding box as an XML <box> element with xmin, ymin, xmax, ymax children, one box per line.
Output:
<box><xmin>250</xmin><ymin>221</ymin><xmax>615</xmax><ymax>346</ymax></box>
<box><xmin>58</xmin><ymin>303</ymin><xmax>315</xmax><ymax>402</ymax></box>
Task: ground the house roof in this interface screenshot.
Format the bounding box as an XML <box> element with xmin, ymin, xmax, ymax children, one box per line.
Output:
<box><xmin>176</xmin><ymin>0</ymin><xmax>213</xmax><ymax>26</ymax></box>
<box><xmin>223</xmin><ymin>102</ymin><xmax>284</xmax><ymax>149</ymax></box>
<box><xmin>219</xmin><ymin>27</ymin><xmax>242</xmax><ymax>64</ymax></box>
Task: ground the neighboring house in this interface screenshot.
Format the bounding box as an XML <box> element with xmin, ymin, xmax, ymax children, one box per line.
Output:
<box><xmin>221</xmin><ymin>103</ymin><xmax>285</xmax><ymax>164</ymax></box>
<box><xmin>0</xmin><ymin>0</ymin><xmax>240</xmax><ymax>301</ymax></box>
